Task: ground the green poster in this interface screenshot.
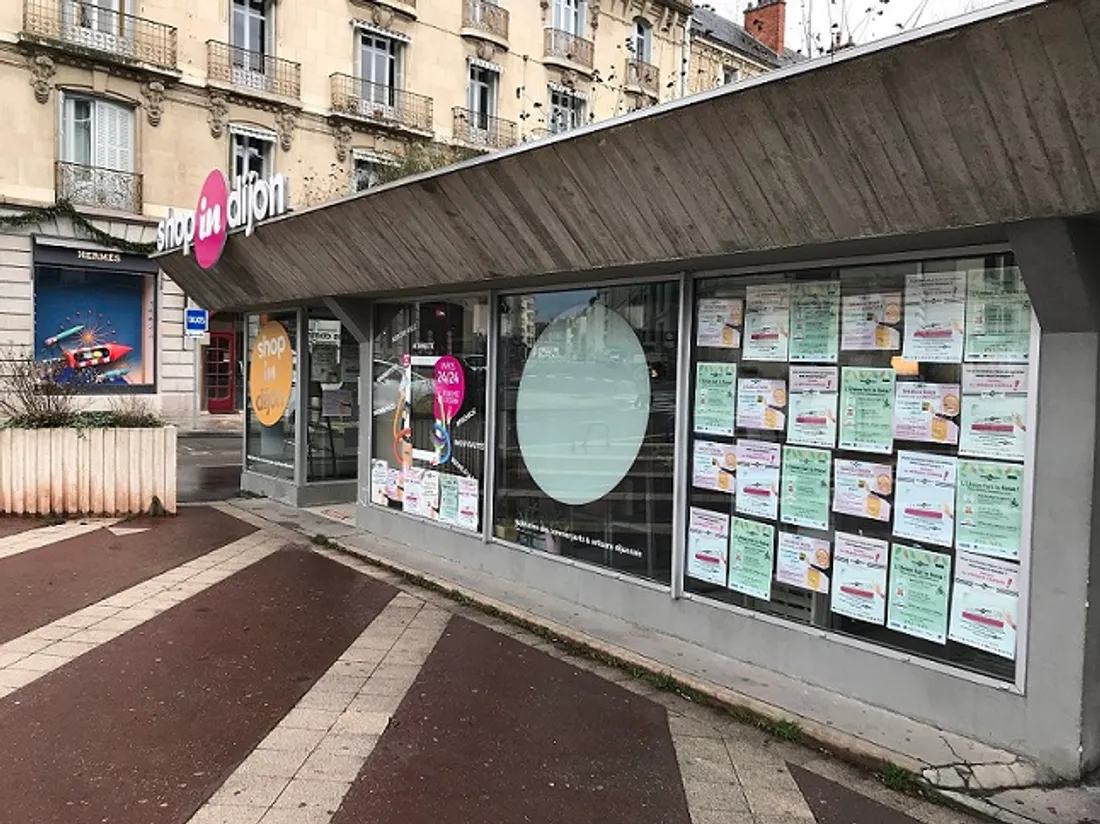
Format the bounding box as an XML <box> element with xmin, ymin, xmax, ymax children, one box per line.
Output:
<box><xmin>780</xmin><ymin>446</ymin><xmax>831</xmax><ymax>530</ymax></box>
<box><xmin>887</xmin><ymin>545</ymin><xmax>951</xmax><ymax>644</ymax></box>
<box><xmin>964</xmin><ymin>268</ymin><xmax>1032</xmax><ymax>363</ymax></box>
<box><xmin>694</xmin><ymin>361</ymin><xmax>737</xmax><ymax>436</ymax></box>
<box><xmin>955</xmin><ymin>460</ymin><xmax>1024</xmax><ymax>561</ymax></box>
<box><xmin>789</xmin><ymin>281</ymin><xmax>840</xmax><ymax>363</ymax></box>
<box><xmin>439</xmin><ymin>474</ymin><xmax>460</xmax><ymax>525</ymax></box>
<box><xmin>838</xmin><ymin>367</ymin><xmax>896</xmax><ymax>454</ymax></box>
<box><xmin>728</xmin><ymin>516</ymin><xmax>775</xmax><ymax>600</ymax></box>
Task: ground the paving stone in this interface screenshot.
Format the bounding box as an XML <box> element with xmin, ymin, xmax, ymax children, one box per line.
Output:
<box><xmin>681</xmin><ymin>778</ymin><xmax>750</xmax><ymax>814</ymax></box>
<box><xmin>668</xmin><ymin>713</ymin><xmax>723</xmax><ymax>738</ymax></box>
<box><xmin>272</xmin><ymin>778</ymin><xmax>350</xmax><ymax>814</ymax></box>
<box><xmin>187</xmin><ymin>804</ymin><xmax>267</xmax><ymax>824</ymax></box>
<box><xmin>281</xmin><ymin>708</ymin><xmax>341</xmax><ymax>731</ymax></box>
<box><xmin>346</xmin><ymin>693</ymin><xmax>403</xmax><ymax>714</ymax></box>
<box><xmin>310</xmin><ymin>673</ymin><xmax>367</xmax><ymax>696</ymax></box>
<box><xmin>257</xmin><ymin>726</ymin><xmax>328</xmax><ymax>754</ymax></box>
<box><xmin>237</xmin><ymin>748</ymin><xmax>310</xmax><ymax>779</ymax></box>
<box><xmin>313</xmin><ymin>734</ymin><xmax>380</xmax><ymax>760</ymax></box>
<box><xmin>331</xmin><ymin>710</ymin><xmax>390</xmax><ymax>736</ymax></box>
<box><xmin>7</xmin><ymin>652</ymin><xmax>70</xmax><ymax>672</ymax></box>
<box><xmin>211</xmin><ymin>774</ymin><xmax>290</xmax><ymax>808</ymax></box>
<box><xmin>296</xmin><ymin>690</ymin><xmax>356</xmax><ymax>713</ymax></box>
<box><xmin>299</xmin><ymin>749</ymin><xmax>365</xmax><ymax>783</ymax></box>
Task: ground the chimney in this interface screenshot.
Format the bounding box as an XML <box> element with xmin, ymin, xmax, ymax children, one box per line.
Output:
<box><xmin>744</xmin><ymin>0</ymin><xmax>785</xmax><ymax>55</ymax></box>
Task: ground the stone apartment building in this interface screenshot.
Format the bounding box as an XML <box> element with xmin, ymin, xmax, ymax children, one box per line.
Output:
<box><xmin>0</xmin><ymin>0</ymin><xmax>789</xmax><ymax>426</ymax></box>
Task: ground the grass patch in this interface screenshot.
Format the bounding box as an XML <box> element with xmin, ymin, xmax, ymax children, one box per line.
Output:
<box><xmin>880</xmin><ymin>762</ymin><xmax>922</xmax><ymax>794</ymax></box>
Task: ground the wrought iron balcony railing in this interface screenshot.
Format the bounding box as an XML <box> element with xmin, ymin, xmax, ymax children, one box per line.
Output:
<box><xmin>625</xmin><ymin>58</ymin><xmax>660</xmax><ymax>96</ymax></box>
<box><xmin>452</xmin><ymin>107</ymin><xmax>516</xmax><ymax>150</ymax></box>
<box><xmin>462</xmin><ymin>0</ymin><xmax>509</xmax><ymax>42</ymax></box>
<box><xmin>56</xmin><ymin>161</ymin><xmax>142</xmax><ymax>214</ymax></box>
<box><xmin>330</xmin><ymin>74</ymin><xmax>433</xmax><ymax>134</ymax></box>
<box><xmin>207</xmin><ymin>40</ymin><xmax>300</xmax><ymax>100</ymax></box>
<box><xmin>22</xmin><ymin>0</ymin><xmax>178</xmax><ymax>72</ymax></box>
<box><xmin>543</xmin><ymin>28</ymin><xmax>594</xmax><ymax>69</ymax></box>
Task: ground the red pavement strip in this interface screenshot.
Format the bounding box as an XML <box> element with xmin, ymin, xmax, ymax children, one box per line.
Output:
<box><xmin>0</xmin><ymin>547</ymin><xmax>397</xmax><ymax>824</ymax></box>
<box><xmin>333</xmin><ymin>616</ymin><xmax>693</xmax><ymax>824</ymax></box>
<box><xmin>789</xmin><ymin>762</ymin><xmax>924</xmax><ymax>824</ymax></box>
<box><xmin>0</xmin><ymin>518</ymin><xmax>46</xmax><ymax>540</ymax></box>
<box><xmin>0</xmin><ymin>506</ymin><xmax>256</xmax><ymax>645</ymax></box>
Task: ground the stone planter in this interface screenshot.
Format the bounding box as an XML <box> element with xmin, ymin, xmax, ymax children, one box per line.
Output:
<box><xmin>0</xmin><ymin>427</ymin><xmax>177</xmax><ymax>515</ymax></box>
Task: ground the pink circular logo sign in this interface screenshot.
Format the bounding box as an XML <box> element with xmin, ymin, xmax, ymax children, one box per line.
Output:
<box><xmin>433</xmin><ymin>355</ymin><xmax>466</xmax><ymax>423</ymax></box>
<box><xmin>194</xmin><ymin>169</ymin><xmax>229</xmax><ymax>270</ymax></box>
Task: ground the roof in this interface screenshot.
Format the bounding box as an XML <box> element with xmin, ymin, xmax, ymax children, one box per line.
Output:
<box><xmin>690</xmin><ymin>6</ymin><xmax>793</xmax><ymax>68</ymax></box>
<box><xmin>158</xmin><ymin>0</ymin><xmax>1100</xmax><ymax>314</ymax></box>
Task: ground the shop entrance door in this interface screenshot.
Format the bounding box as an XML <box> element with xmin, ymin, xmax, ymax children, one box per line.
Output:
<box><xmin>205</xmin><ymin>331</ymin><xmax>236</xmax><ymax>413</ymax></box>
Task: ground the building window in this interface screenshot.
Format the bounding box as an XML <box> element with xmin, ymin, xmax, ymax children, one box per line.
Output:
<box><xmin>548</xmin><ymin>88</ymin><xmax>585</xmax><ymax>135</ymax></box>
<box><xmin>467</xmin><ymin>63</ymin><xmax>498</xmax><ymax>130</ymax></box>
<box><xmin>633</xmin><ymin>18</ymin><xmax>652</xmax><ymax>63</ymax></box>
<box><xmin>62</xmin><ymin>95</ymin><xmax>134</xmax><ymax>172</ymax></box>
<box><xmin>552</xmin><ymin>0</ymin><xmax>585</xmax><ymax>36</ymax></box>
<box><xmin>722</xmin><ymin>65</ymin><xmax>740</xmax><ymax>85</ymax></box>
<box><xmin>352</xmin><ymin>153</ymin><xmax>395</xmax><ymax>192</ymax></box>
<box><xmin>62</xmin><ymin>0</ymin><xmax>132</xmax><ymax>37</ymax></box>
<box><xmin>231</xmin><ymin>0</ymin><xmax>271</xmax><ymax>72</ymax></box>
<box><xmin>360</xmin><ymin>31</ymin><xmax>402</xmax><ymax>104</ymax></box>
<box><xmin>230</xmin><ymin>128</ymin><xmax>274</xmax><ymax>182</ymax></box>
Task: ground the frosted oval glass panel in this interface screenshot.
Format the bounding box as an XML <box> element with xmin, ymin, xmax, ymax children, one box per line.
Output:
<box><xmin>516</xmin><ymin>303</ymin><xmax>651</xmax><ymax>505</ymax></box>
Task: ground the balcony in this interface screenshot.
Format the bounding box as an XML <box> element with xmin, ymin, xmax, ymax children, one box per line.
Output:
<box><xmin>348</xmin><ymin>0</ymin><xmax>417</xmax><ymax>20</ymax></box>
<box><xmin>461</xmin><ymin>0</ymin><xmax>509</xmax><ymax>49</ymax></box>
<box><xmin>330</xmin><ymin>74</ymin><xmax>433</xmax><ymax>135</ymax></box>
<box><xmin>21</xmin><ymin>0</ymin><xmax>178</xmax><ymax>73</ymax></box>
<box><xmin>56</xmin><ymin>161</ymin><xmax>142</xmax><ymax>214</ymax></box>
<box><xmin>543</xmin><ymin>28</ymin><xmax>594</xmax><ymax>72</ymax></box>
<box><xmin>625</xmin><ymin>58</ymin><xmax>660</xmax><ymax>97</ymax></box>
<box><xmin>207</xmin><ymin>40</ymin><xmax>300</xmax><ymax>102</ymax></box>
<box><xmin>452</xmin><ymin>107</ymin><xmax>516</xmax><ymax>150</ymax></box>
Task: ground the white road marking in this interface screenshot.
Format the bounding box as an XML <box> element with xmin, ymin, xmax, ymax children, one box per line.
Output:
<box><xmin>0</xmin><ymin>519</ymin><xmax>117</xmax><ymax>561</ymax></box>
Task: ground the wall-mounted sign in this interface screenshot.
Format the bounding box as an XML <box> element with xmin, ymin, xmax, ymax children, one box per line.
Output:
<box><xmin>184</xmin><ymin>308</ymin><xmax>208</xmax><ymax>337</ymax></box>
<box><xmin>155</xmin><ymin>169</ymin><xmax>290</xmax><ymax>269</ymax></box>
<box><xmin>249</xmin><ymin>320</ymin><xmax>293</xmax><ymax>427</ymax></box>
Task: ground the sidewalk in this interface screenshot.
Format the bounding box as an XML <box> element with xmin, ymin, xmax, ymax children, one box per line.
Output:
<box><xmin>225</xmin><ymin>497</ymin><xmax>1100</xmax><ymax>824</ymax></box>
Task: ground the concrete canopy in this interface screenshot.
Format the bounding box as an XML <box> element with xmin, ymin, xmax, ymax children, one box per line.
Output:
<box><xmin>157</xmin><ymin>0</ymin><xmax>1100</xmax><ymax>313</ymax></box>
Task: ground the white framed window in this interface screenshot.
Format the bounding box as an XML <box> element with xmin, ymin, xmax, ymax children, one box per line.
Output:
<box><xmin>552</xmin><ymin>0</ymin><xmax>585</xmax><ymax>36</ymax></box>
<box><xmin>230</xmin><ymin>125</ymin><xmax>275</xmax><ymax>182</ymax></box>
<box><xmin>359</xmin><ymin>31</ymin><xmax>403</xmax><ymax>105</ymax></box>
<box><xmin>467</xmin><ymin>62</ymin><xmax>499</xmax><ymax>130</ymax></box>
<box><xmin>61</xmin><ymin>0</ymin><xmax>132</xmax><ymax>36</ymax></box>
<box><xmin>633</xmin><ymin>18</ymin><xmax>652</xmax><ymax>63</ymax></box>
<box><xmin>352</xmin><ymin>151</ymin><xmax>396</xmax><ymax>192</ymax></box>
<box><xmin>548</xmin><ymin>87</ymin><xmax>585</xmax><ymax>135</ymax></box>
<box><xmin>722</xmin><ymin>65</ymin><xmax>740</xmax><ymax>85</ymax></box>
<box><xmin>231</xmin><ymin>0</ymin><xmax>272</xmax><ymax>72</ymax></box>
<box><xmin>61</xmin><ymin>94</ymin><xmax>134</xmax><ymax>171</ymax></box>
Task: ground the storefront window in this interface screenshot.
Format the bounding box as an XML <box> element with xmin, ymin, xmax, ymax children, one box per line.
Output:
<box><xmin>685</xmin><ymin>254</ymin><xmax>1031</xmax><ymax>681</ymax></box>
<box><xmin>245</xmin><ymin>311</ymin><xmax>298</xmax><ymax>481</ymax></box>
<box><xmin>495</xmin><ymin>283</ymin><xmax>679</xmax><ymax>583</ymax></box>
<box><xmin>369</xmin><ymin>298</ymin><xmax>489</xmax><ymax>531</ymax></box>
<box><xmin>306</xmin><ymin>312</ymin><xmax>360</xmax><ymax>482</ymax></box>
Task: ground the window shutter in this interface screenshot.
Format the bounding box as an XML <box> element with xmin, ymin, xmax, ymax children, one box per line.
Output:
<box><xmin>116</xmin><ymin>105</ymin><xmax>134</xmax><ymax>172</ymax></box>
<box><xmin>93</xmin><ymin>101</ymin><xmax>110</xmax><ymax>169</ymax></box>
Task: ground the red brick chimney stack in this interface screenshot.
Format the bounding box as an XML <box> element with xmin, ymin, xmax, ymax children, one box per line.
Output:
<box><xmin>744</xmin><ymin>0</ymin><xmax>786</xmax><ymax>56</ymax></box>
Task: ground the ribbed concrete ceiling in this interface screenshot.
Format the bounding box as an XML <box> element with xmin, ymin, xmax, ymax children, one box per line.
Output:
<box><xmin>157</xmin><ymin>0</ymin><xmax>1100</xmax><ymax>313</ymax></box>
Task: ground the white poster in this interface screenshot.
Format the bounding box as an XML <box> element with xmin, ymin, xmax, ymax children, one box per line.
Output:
<box><xmin>948</xmin><ymin>551</ymin><xmax>1020</xmax><ymax>660</ymax></box>
<box><xmin>832</xmin><ymin>459</ymin><xmax>892</xmax><ymax>522</ymax></box>
<box><xmin>959</xmin><ymin>365</ymin><xmax>1028</xmax><ymax>461</ymax></box>
<box><xmin>964</xmin><ymin>268</ymin><xmax>1031</xmax><ymax>363</ymax></box>
<box><xmin>893</xmin><ymin>451</ymin><xmax>958</xmax><ymax>548</ymax></box>
<box><xmin>735</xmin><ymin>439</ymin><xmax>781</xmax><ymax>521</ymax></box>
<box><xmin>831</xmin><ymin>532</ymin><xmax>888</xmax><ymax>625</ymax></box>
<box><xmin>743</xmin><ymin>284</ymin><xmax>790</xmax><ymax>361</ymax></box>
<box><xmin>370</xmin><ymin>459</ymin><xmax>388</xmax><ymax>505</ymax></box>
<box><xmin>737</xmin><ymin>378</ymin><xmax>787</xmax><ymax>431</ymax></box>
<box><xmin>776</xmin><ymin>532</ymin><xmax>831</xmax><ymax>594</ymax></box>
<box><xmin>893</xmin><ymin>382</ymin><xmax>961</xmax><ymax>445</ymax></box>
<box><xmin>692</xmin><ymin>439</ymin><xmax>737</xmax><ymax>494</ymax></box>
<box><xmin>687</xmin><ymin>507</ymin><xmax>730</xmax><ymax>586</ymax></box>
<box><xmin>787</xmin><ymin>366</ymin><xmax>838</xmax><ymax>448</ymax></box>
<box><xmin>903</xmin><ymin>271</ymin><xmax>966</xmax><ymax>363</ymax></box>
<box><xmin>841</xmin><ymin>292</ymin><xmax>902</xmax><ymax>351</ymax></box>
<box><xmin>403</xmin><ymin>467</ymin><xmax>426</xmax><ymax>516</ymax></box>
<box><xmin>696</xmin><ymin>298</ymin><xmax>743</xmax><ymax>349</ymax></box>
<box><xmin>421</xmin><ymin>470</ymin><xmax>440</xmax><ymax>520</ymax></box>
<box><xmin>456</xmin><ymin>477</ymin><xmax>480</xmax><ymax>531</ymax></box>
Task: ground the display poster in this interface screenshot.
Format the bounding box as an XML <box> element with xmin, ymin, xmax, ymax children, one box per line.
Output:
<box><xmin>776</xmin><ymin>532</ymin><xmax>831</xmax><ymax>593</ymax></box>
<box><xmin>779</xmin><ymin>446</ymin><xmax>832</xmax><ymax>531</ymax></box>
<box><xmin>341</xmin><ymin>345</ymin><xmax>360</xmax><ymax>382</ymax></box>
<box><xmin>832</xmin><ymin>459</ymin><xmax>893</xmax><ymax>522</ymax></box>
<box><xmin>403</xmin><ymin>467</ymin><xmax>426</xmax><ymax>516</ymax></box>
<box><xmin>902</xmin><ymin>271</ymin><xmax>966</xmax><ymax>363</ymax></box>
<box><xmin>788</xmin><ymin>366</ymin><xmax>838</xmax><ymax>448</ymax></box>
<box><xmin>385</xmin><ymin>467</ymin><xmax>401</xmax><ymax>502</ymax></box>
<box><xmin>831</xmin><ymin>532</ymin><xmax>888</xmax><ymax>624</ymax></box>
<box><xmin>893</xmin><ymin>382</ymin><xmax>961</xmax><ymax>445</ymax></box>
<box><xmin>311</xmin><ymin>344</ymin><xmax>339</xmax><ymax>382</ymax></box>
<box><xmin>737</xmin><ymin>378</ymin><xmax>787</xmax><ymax>431</ymax></box>
<box><xmin>841</xmin><ymin>292</ymin><xmax>902</xmax><ymax>351</ymax></box>
<box><xmin>456</xmin><ymin>477</ymin><xmax>480</xmax><ymax>531</ymax></box>
<box><xmin>370</xmin><ymin>459</ymin><xmax>388</xmax><ymax>505</ymax></box>
<box><xmin>838</xmin><ymin>367</ymin><xmax>896</xmax><ymax>454</ymax></box>
<box><xmin>694</xmin><ymin>362</ymin><xmax>737</xmax><ymax>436</ymax></box>
<box><xmin>439</xmin><ymin>474</ymin><xmax>460</xmax><ymax>524</ymax></box>
<box><xmin>955</xmin><ymin>460</ymin><xmax>1024</xmax><ymax>561</ymax></box>
<box><xmin>321</xmin><ymin>388</ymin><xmax>354</xmax><ymax>418</ymax></box>
<box><xmin>687</xmin><ymin>507</ymin><xmax>730</xmax><ymax>585</ymax></box>
<box><xmin>887</xmin><ymin>544</ymin><xmax>952</xmax><ymax>644</ymax></box>
<box><xmin>789</xmin><ymin>281</ymin><xmax>840</xmax><ymax>362</ymax></box>
<box><xmin>743</xmin><ymin>284</ymin><xmax>790</xmax><ymax>361</ymax></box>
<box><xmin>421</xmin><ymin>470</ymin><xmax>440</xmax><ymax>520</ymax></box>
<box><xmin>959</xmin><ymin>365</ymin><xmax>1028</xmax><ymax>461</ymax></box>
<box><xmin>697</xmin><ymin>298</ymin><xmax>743</xmax><ymax>349</ymax></box>
<box><xmin>894</xmin><ymin>451</ymin><xmax>958</xmax><ymax>548</ymax></box>
<box><xmin>948</xmin><ymin>551</ymin><xmax>1020</xmax><ymax>660</ymax></box>
<box><xmin>964</xmin><ymin>268</ymin><xmax>1031</xmax><ymax>363</ymax></box>
<box><xmin>692</xmin><ymin>439</ymin><xmax>737</xmax><ymax>494</ymax></box>
<box><xmin>735</xmin><ymin>440</ymin><xmax>781</xmax><ymax>520</ymax></box>
<box><xmin>728</xmin><ymin>516</ymin><xmax>775</xmax><ymax>600</ymax></box>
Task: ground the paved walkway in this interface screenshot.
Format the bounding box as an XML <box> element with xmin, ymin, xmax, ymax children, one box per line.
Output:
<box><xmin>0</xmin><ymin>506</ymin><xmax>985</xmax><ymax>824</ymax></box>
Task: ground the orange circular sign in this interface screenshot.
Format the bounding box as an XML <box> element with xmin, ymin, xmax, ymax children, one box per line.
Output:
<box><xmin>249</xmin><ymin>321</ymin><xmax>293</xmax><ymax>426</ymax></box>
